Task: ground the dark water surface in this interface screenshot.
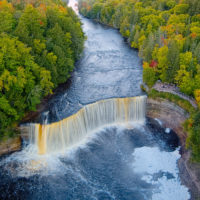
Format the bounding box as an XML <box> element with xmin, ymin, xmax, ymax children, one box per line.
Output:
<box><xmin>0</xmin><ymin>13</ymin><xmax>190</xmax><ymax>200</ymax></box>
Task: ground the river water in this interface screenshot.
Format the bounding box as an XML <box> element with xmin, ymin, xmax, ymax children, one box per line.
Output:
<box><xmin>0</xmin><ymin>2</ymin><xmax>190</xmax><ymax>199</ymax></box>
<box><xmin>43</xmin><ymin>16</ymin><xmax>143</xmax><ymax>123</ymax></box>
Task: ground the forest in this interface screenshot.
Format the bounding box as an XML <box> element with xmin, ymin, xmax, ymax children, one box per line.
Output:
<box><xmin>0</xmin><ymin>0</ymin><xmax>85</xmax><ymax>138</ymax></box>
<box><xmin>78</xmin><ymin>0</ymin><xmax>200</xmax><ymax>161</ymax></box>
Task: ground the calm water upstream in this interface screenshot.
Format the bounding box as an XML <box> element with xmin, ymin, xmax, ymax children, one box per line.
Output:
<box><xmin>0</xmin><ymin>1</ymin><xmax>190</xmax><ymax>199</ymax></box>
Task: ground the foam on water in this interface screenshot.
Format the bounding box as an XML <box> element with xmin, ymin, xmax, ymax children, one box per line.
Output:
<box><xmin>132</xmin><ymin>146</ymin><xmax>190</xmax><ymax>200</ymax></box>
<box><xmin>165</xmin><ymin>128</ymin><xmax>171</xmax><ymax>134</ymax></box>
<box><xmin>1</xmin><ymin>123</ymin><xmax>137</xmax><ymax>177</ymax></box>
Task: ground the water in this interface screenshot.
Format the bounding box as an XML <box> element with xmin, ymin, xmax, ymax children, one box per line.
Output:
<box><xmin>0</xmin><ymin>124</ymin><xmax>190</xmax><ymax>200</ymax></box>
<box><xmin>44</xmin><ymin>13</ymin><xmax>143</xmax><ymax>123</ymax></box>
<box><xmin>0</xmin><ymin>1</ymin><xmax>190</xmax><ymax>199</ymax></box>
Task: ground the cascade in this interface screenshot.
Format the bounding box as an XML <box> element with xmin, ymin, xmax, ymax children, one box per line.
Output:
<box><xmin>25</xmin><ymin>96</ymin><xmax>147</xmax><ymax>154</ymax></box>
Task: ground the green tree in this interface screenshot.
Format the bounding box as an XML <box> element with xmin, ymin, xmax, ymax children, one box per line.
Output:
<box><xmin>143</xmin><ymin>62</ymin><xmax>157</xmax><ymax>87</ymax></box>
<box><xmin>166</xmin><ymin>40</ymin><xmax>180</xmax><ymax>82</ymax></box>
<box><xmin>0</xmin><ymin>11</ymin><xmax>15</xmax><ymax>33</ymax></box>
<box><xmin>15</xmin><ymin>5</ymin><xmax>45</xmax><ymax>46</ymax></box>
<box><xmin>0</xmin><ymin>34</ymin><xmax>53</xmax><ymax>134</ymax></box>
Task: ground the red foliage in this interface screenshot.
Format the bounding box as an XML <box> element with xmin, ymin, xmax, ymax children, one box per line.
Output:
<box><xmin>191</xmin><ymin>32</ymin><xmax>197</xmax><ymax>39</ymax></box>
<box><xmin>149</xmin><ymin>60</ymin><xmax>158</xmax><ymax>68</ymax></box>
<box><xmin>39</xmin><ymin>20</ymin><xmax>43</xmax><ymax>25</ymax></box>
<box><xmin>39</xmin><ymin>3</ymin><xmax>46</xmax><ymax>11</ymax></box>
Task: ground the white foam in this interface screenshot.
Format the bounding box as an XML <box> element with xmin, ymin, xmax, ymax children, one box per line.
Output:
<box><xmin>1</xmin><ymin>123</ymin><xmax>142</xmax><ymax>177</ymax></box>
<box><xmin>165</xmin><ymin>128</ymin><xmax>171</xmax><ymax>134</ymax></box>
<box><xmin>132</xmin><ymin>146</ymin><xmax>190</xmax><ymax>200</ymax></box>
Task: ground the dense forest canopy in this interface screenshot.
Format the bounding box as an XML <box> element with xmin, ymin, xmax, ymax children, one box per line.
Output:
<box><xmin>79</xmin><ymin>0</ymin><xmax>200</xmax><ymax>98</ymax></box>
<box><xmin>0</xmin><ymin>0</ymin><xmax>85</xmax><ymax>137</ymax></box>
<box><xmin>78</xmin><ymin>0</ymin><xmax>200</xmax><ymax>161</ymax></box>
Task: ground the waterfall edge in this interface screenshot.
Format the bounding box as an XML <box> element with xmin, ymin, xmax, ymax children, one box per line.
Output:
<box><xmin>21</xmin><ymin>96</ymin><xmax>147</xmax><ymax>154</ymax></box>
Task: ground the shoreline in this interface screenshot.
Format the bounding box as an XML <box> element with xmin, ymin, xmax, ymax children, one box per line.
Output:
<box><xmin>21</xmin><ymin>77</ymin><xmax>73</xmax><ymax>124</ymax></box>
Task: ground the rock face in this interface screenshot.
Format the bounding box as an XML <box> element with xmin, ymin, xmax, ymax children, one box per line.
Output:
<box><xmin>147</xmin><ymin>98</ymin><xmax>200</xmax><ymax>200</ymax></box>
<box><xmin>146</xmin><ymin>98</ymin><xmax>189</xmax><ymax>145</ymax></box>
<box><xmin>0</xmin><ymin>137</ymin><xmax>21</xmax><ymax>156</ymax></box>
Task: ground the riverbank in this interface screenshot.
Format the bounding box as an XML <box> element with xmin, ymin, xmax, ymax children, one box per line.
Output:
<box><xmin>147</xmin><ymin>98</ymin><xmax>200</xmax><ymax>199</ymax></box>
<box><xmin>152</xmin><ymin>82</ymin><xmax>197</xmax><ymax>109</ymax></box>
<box><xmin>21</xmin><ymin>78</ymin><xmax>72</xmax><ymax>124</ymax></box>
<box><xmin>146</xmin><ymin>86</ymin><xmax>200</xmax><ymax>199</ymax></box>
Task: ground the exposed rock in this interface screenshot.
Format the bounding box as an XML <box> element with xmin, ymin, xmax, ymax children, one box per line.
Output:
<box><xmin>179</xmin><ymin>151</ymin><xmax>200</xmax><ymax>200</ymax></box>
<box><xmin>147</xmin><ymin>98</ymin><xmax>200</xmax><ymax>200</ymax></box>
<box><xmin>146</xmin><ymin>117</ymin><xmax>180</xmax><ymax>150</ymax></box>
<box><xmin>146</xmin><ymin>98</ymin><xmax>189</xmax><ymax>145</ymax></box>
<box><xmin>0</xmin><ymin>136</ymin><xmax>21</xmax><ymax>156</ymax></box>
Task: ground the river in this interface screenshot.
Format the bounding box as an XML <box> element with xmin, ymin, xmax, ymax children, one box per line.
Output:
<box><xmin>41</xmin><ymin>15</ymin><xmax>143</xmax><ymax>123</ymax></box>
<box><xmin>0</xmin><ymin>1</ymin><xmax>190</xmax><ymax>199</ymax></box>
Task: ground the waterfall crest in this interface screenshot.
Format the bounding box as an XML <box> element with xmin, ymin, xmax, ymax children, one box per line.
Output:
<box><xmin>25</xmin><ymin>96</ymin><xmax>146</xmax><ymax>154</ymax></box>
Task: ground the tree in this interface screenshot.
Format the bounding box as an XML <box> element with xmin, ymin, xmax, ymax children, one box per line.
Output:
<box><xmin>0</xmin><ymin>34</ymin><xmax>53</xmax><ymax>134</ymax></box>
<box><xmin>194</xmin><ymin>89</ymin><xmax>200</xmax><ymax>108</ymax></box>
<box><xmin>0</xmin><ymin>0</ymin><xmax>85</xmax><ymax>137</ymax></box>
<box><xmin>166</xmin><ymin>40</ymin><xmax>180</xmax><ymax>82</ymax></box>
<box><xmin>46</xmin><ymin>23</ymin><xmax>73</xmax><ymax>84</ymax></box>
<box><xmin>0</xmin><ymin>11</ymin><xmax>15</xmax><ymax>33</ymax></box>
<box><xmin>15</xmin><ymin>4</ymin><xmax>46</xmax><ymax>45</ymax></box>
<box><xmin>154</xmin><ymin>45</ymin><xmax>169</xmax><ymax>81</ymax></box>
<box><xmin>143</xmin><ymin>62</ymin><xmax>157</xmax><ymax>87</ymax></box>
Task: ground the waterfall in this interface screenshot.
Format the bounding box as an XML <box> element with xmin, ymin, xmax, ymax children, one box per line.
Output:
<box><xmin>24</xmin><ymin>96</ymin><xmax>147</xmax><ymax>154</ymax></box>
